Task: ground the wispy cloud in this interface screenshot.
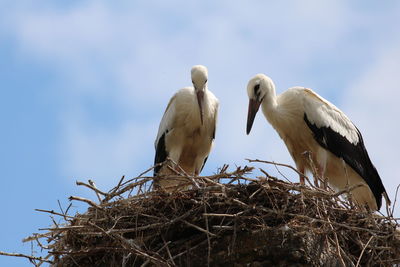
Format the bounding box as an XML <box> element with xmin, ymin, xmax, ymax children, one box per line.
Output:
<box><xmin>4</xmin><ymin>0</ymin><xmax>400</xmax><ymax>204</ymax></box>
<box><xmin>61</xmin><ymin>106</ymin><xmax>157</xmax><ymax>188</ymax></box>
<box><xmin>343</xmin><ymin>41</ymin><xmax>400</xmax><ymax>208</ymax></box>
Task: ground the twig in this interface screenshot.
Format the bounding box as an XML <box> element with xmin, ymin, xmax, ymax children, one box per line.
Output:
<box><xmin>106</xmin><ymin>177</ymin><xmax>153</xmax><ymax>202</ymax></box>
<box><xmin>332</xmin><ymin>183</ymin><xmax>365</xmax><ymax>197</ymax></box>
<box><xmin>259</xmin><ymin>168</ymin><xmax>276</xmax><ymax>180</ymax></box>
<box><xmin>390</xmin><ymin>184</ymin><xmax>400</xmax><ymax>218</ymax></box>
<box><xmin>140</xmin><ymin>241</ymin><xmax>172</xmax><ymax>267</ymax></box>
<box><xmin>212</xmin><ymin>225</ymin><xmax>234</xmax><ymax>230</ymax></box>
<box><xmin>89</xmin><ymin>180</ymin><xmax>103</xmax><ymax>202</ymax></box>
<box><xmin>23</xmin><ymin>232</ymin><xmax>54</xmax><ymax>243</ymax></box>
<box><xmin>249</xmin><ymin>187</ymin><xmax>263</xmax><ymax>199</ymax></box>
<box><xmin>88</xmin><ymin>221</ymin><xmax>166</xmax><ymax>265</ymax></box>
<box><xmin>109</xmin><ymin>209</ymin><xmax>197</xmax><ymax>233</ymax></box>
<box><xmin>182</xmin><ymin>220</ymin><xmax>217</xmax><ymax>237</ymax></box>
<box><xmin>75</xmin><ymin>181</ymin><xmax>107</xmax><ymax>198</ymax></box>
<box><xmin>0</xmin><ymin>251</ymin><xmax>53</xmax><ymax>264</ymax></box>
<box><xmin>326</xmin><ymin>213</ymin><xmax>346</xmax><ymax>267</ymax></box>
<box><xmin>39</xmin><ymin>225</ymin><xmax>85</xmax><ymax>231</ymax></box>
<box><xmin>68</xmin><ymin>196</ymin><xmax>102</xmax><ymax>209</ymax></box>
<box><xmin>356</xmin><ymin>235</ymin><xmax>374</xmax><ymax>267</ymax></box>
<box><xmin>34</xmin><ymin>209</ymin><xmax>75</xmax><ymax>219</ymax></box>
<box><xmin>138</xmin><ymin>164</ymin><xmax>161</xmax><ymax>178</ymax></box>
<box><xmin>246</xmin><ymin>159</ymin><xmax>312</xmax><ymax>185</ymax></box>
<box><xmin>203</xmin><ymin>203</ymin><xmax>211</xmax><ymax>267</ymax></box>
<box><xmin>162</xmin><ymin>236</ymin><xmax>176</xmax><ymax>266</ymax></box>
<box><xmin>203</xmin><ymin>212</ymin><xmax>244</xmax><ymax>218</ymax></box>
<box><xmin>115</xmin><ymin>175</ymin><xmax>126</xmax><ymax>191</ymax></box>
<box><xmin>104</xmin><ymin>175</ymin><xmax>126</xmax><ymax>202</ymax></box>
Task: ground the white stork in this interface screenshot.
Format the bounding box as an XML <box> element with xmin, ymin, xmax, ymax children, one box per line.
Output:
<box><xmin>246</xmin><ymin>74</ymin><xmax>390</xmax><ymax>211</ymax></box>
<box><xmin>153</xmin><ymin>65</ymin><xmax>219</xmax><ymax>191</ymax></box>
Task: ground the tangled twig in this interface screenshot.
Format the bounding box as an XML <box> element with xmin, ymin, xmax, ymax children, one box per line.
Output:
<box><xmin>7</xmin><ymin>162</ymin><xmax>400</xmax><ymax>266</ymax></box>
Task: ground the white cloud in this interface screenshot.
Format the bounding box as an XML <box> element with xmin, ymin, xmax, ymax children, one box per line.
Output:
<box><xmin>5</xmin><ymin>0</ymin><xmax>400</xmax><ymax>207</ymax></box>
<box><xmin>61</xmin><ymin>107</ymin><xmax>158</xmax><ymax>189</ymax></box>
<box><xmin>342</xmin><ymin>42</ymin><xmax>400</xmax><ymax>214</ymax></box>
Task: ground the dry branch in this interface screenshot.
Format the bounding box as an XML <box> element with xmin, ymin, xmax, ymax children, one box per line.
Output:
<box><xmin>0</xmin><ymin>251</ymin><xmax>53</xmax><ymax>265</ymax></box>
<box><xmin>11</xmin><ymin>163</ymin><xmax>400</xmax><ymax>266</ymax></box>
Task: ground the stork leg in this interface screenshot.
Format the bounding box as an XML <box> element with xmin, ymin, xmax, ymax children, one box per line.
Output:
<box><xmin>313</xmin><ymin>173</ymin><xmax>319</xmax><ymax>188</ymax></box>
<box><xmin>298</xmin><ymin>166</ymin><xmax>305</xmax><ymax>185</ymax></box>
<box><xmin>317</xmin><ymin>165</ymin><xmax>327</xmax><ymax>189</ymax></box>
<box><xmin>316</xmin><ymin>149</ymin><xmax>328</xmax><ymax>189</ymax></box>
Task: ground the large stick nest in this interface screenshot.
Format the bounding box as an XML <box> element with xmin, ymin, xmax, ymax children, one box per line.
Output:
<box><xmin>24</xmin><ymin>161</ymin><xmax>400</xmax><ymax>266</ymax></box>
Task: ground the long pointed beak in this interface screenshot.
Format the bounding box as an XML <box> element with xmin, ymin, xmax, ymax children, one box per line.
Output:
<box><xmin>196</xmin><ymin>90</ymin><xmax>204</xmax><ymax>125</ymax></box>
<box><xmin>246</xmin><ymin>98</ymin><xmax>261</xmax><ymax>134</ymax></box>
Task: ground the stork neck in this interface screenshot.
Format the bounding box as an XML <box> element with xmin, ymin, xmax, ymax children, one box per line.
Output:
<box><xmin>261</xmin><ymin>95</ymin><xmax>280</xmax><ymax>127</ymax></box>
<box><xmin>261</xmin><ymin>91</ymin><xmax>278</xmax><ymax>112</ymax></box>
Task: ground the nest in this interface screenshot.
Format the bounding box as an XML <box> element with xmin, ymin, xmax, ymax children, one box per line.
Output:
<box><xmin>22</xmin><ymin>160</ymin><xmax>400</xmax><ymax>266</ymax></box>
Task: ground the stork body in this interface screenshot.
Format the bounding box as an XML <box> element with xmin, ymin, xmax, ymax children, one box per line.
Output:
<box><xmin>246</xmin><ymin>74</ymin><xmax>389</xmax><ymax>211</ymax></box>
<box><xmin>154</xmin><ymin>65</ymin><xmax>219</xmax><ymax>191</ymax></box>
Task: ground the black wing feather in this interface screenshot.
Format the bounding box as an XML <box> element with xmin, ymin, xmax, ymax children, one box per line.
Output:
<box><xmin>304</xmin><ymin>113</ymin><xmax>387</xmax><ymax>209</ymax></box>
<box><xmin>154</xmin><ymin>132</ymin><xmax>167</xmax><ymax>176</ymax></box>
<box><xmin>200</xmin><ymin>122</ymin><xmax>217</xmax><ymax>173</ymax></box>
<box><xmin>200</xmin><ymin>156</ymin><xmax>208</xmax><ymax>173</ymax></box>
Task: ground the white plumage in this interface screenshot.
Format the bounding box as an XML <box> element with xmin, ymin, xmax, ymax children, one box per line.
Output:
<box><xmin>246</xmin><ymin>74</ymin><xmax>389</xmax><ymax>211</ymax></box>
<box><xmin>154</xmin><ymin>65</ymin><xmax>219</xmax><ymax>191</ymax></box>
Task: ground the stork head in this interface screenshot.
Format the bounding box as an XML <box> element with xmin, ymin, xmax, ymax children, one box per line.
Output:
<box><xmin>191</xmin><ymin>65</ymin><xmax>208</xmax><ymax>124</ymax></box>
<box><xmin>246</xmin><ymin>74</ymin><xmax>276</xmax><ymax>134</ymax></box>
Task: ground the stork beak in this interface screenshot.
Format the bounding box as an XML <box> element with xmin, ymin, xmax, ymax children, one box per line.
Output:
<box><xmin>246</xmin><ymin>98</ymin><xmax>261</xmax><ymax>134</ymax></box>
<box><xmin>196</xmin><ymin>90</ymin><xmax>204</xmax><ymax>125</ymax></box>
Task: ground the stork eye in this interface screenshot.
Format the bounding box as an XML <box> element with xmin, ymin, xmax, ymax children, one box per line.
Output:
<box><xmin>254</xmin><ymin>84</ymin><xmax>261</xmax><ymax>99</ymax></box>
<box><xmin>205</xmin><ymin>79</ymin><xmax>208</xmax><ymax>83</ymax></box>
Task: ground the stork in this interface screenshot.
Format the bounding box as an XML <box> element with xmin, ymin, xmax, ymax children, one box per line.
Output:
<box><xmin>153</xmin><ymin>65</ymin><xmax>219</xmax><ymax>191</ymax></box>
<box><xmin>246</xmin><ymin>74</ymin><xmax>390</xmax><ymax>211</ymax></box>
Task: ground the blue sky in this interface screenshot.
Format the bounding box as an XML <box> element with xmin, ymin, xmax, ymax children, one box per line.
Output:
<box><xmin>1</xmin><ymin>1</ymin><xmax>399</xmax><ymax>266</ymax></box>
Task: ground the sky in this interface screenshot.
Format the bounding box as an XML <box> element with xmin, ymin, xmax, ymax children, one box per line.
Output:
<box><xmin>0</xmin><ymin>1</ymin><xmax>399</xmax><ymax>266</ymax></box>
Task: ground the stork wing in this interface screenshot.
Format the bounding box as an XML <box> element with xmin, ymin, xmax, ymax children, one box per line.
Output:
<box><xmin>200</xmin><ymin>100</ymin><xmax>219</xmax><ymax>172</ymax></box>
<box><xmin>211</xmin><ymin>101</ymin><xmax>219</xmax><ymax>140</ymax></box>
<box><xmin>154</xmin><ymin>95</ymin><xmax>177</xmax><ymax>175</ymax></box>
<box><xmin>302</xmin><ymin>89</ymin><xmax>359</xmax><ymax>145</ymax></box>
<box><xmin>302</xmin><ymin>88</ymin><xmax>388</xmax><ymax>209</ymax></box>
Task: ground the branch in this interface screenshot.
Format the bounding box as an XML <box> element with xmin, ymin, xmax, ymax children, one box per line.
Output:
<box><xmin>246</xmin><ymin>159</ymin><xmax>312</xmax><ymax>184</ymax></box>
<box><xmin>356</xmin><ymin>235</ymin><xmax>374</xmax><ymax>267</ymax></box>
<box><xmin>69</xmin><ymin>196</ymin><xmax>102</xmax><ymax>209</ymax></box>
<box><xmin>35</xmin><ymin>209</ymin><xmax>75</xmax><ymax>219</ymax></box>
<box><xmin>76</xmin><ymin>181</ymin><xmax>107</xmax><ymax>197</ymax></box>
<box><xmin>0</xmin><ymin>251</ymin><xmax>53</xmax><ymax>264</ymax></box>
